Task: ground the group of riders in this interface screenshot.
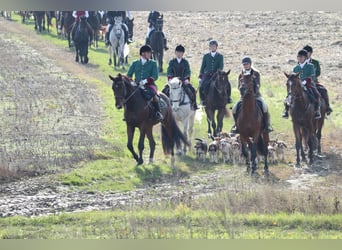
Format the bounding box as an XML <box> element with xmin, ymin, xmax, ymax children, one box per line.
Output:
<box><xmin>69</xmin><ymin>11</ymin><xmax>333</xmax><ymax>133</ymax></box>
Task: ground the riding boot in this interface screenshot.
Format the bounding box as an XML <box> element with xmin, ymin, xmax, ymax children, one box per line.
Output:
<box><xmin>231</xmin><ymin>112</ymin><xmax>238</xmax><ymax>133</ymax></box>
<box><xmin>282</xmin><ymin>101</ymin><xmax>289</xmax><ymax>118</ymax></box>
<box><xmin>183</xmin><ymin>85</ymin><xmax>198</xmax><ymax>110</ymax></box>
<box><xmin>320</xmin><ymin>88</ymin><xmax>333</xmax><ymax>115</ymax></box>
<box><xmin>264</xmin><ymin>112</ymin><xmax>273</xmax><ymax>132</ymax></box>
<box><xmin>153</xmin><ymin>100</ymin><xmax>164</xmax><ymax>122</ymax></box>
<box><xmin>163</xmin><ymin>38</ymin><xmax>169</xmax><ymax>51</ymax></box>
<box><xmin>314</xmin><ymin>101</ymin><xmax>322</xmax><ymax>119</ymax></box>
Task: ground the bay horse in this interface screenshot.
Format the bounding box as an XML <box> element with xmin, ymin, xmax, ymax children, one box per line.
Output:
<box><xmin>284</xmin><ymin>72</ymin><xmax>326</xmax><ymax>167</ymax></box>
<box><xmin>87</xmin><ymin>11</ymin><xmax>101</xmax><ymax>48</ymax></box>
<box><xmin>71</xmin><ymin>16</ymin><xmax>93</xmax><ymax>64</ymax></box>
<box><xmin>237</xmin><ymin>72</ymin><xmax>269</xmax><ymax>175</ymax></box>
<box><xmin>109</xmin><ymin>74</ymin><xmax>189</xmax><ymax>167</ymax></box>
<box><xmin>148</xmin><ymin>15</ymin><xmax>164</xmax><ymax>72</ymax></box>
<box><xmin>204</xmin><ymin>70</ymin><xmax>231</xmax><ymax>137</ymax></box>
<box><xmin>167</xmin><ymin>77</ymin><xmax>195</xmax><ymax>155</ymax></box>
<box><xmin>108</xmin><ymin>16</ymin><xmax>128</xmax><ymax>70</ymax></box>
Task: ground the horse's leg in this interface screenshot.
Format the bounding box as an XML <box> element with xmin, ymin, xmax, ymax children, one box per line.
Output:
<box><xmin>137</xmin><ymin>128</ymin><xmax>146</xmax><ymax>165</ymax></box>
<box><xmin>216</xmin><ymin>109</ymin><xmax>224</xmax><ymax>135</ymax></box>
<box><xmin>146</xmin><ymin>126</ymin><xmax>156</xmax><ymax>164</ymax></box>
<box><xmin>75</xmin><ymin>47</ymin><xmax>79</xmax><ymax>62</ymax></box>
<box><xmin>250</xmin><ymin>142</ymin><xmax>257</xmax><ymax>174</ymax></box>
<box><xmin>126</xmin><ymin>125</ymin><xmax>140</xmax><ymax>164</ymax></box>
<box><xmin>108</xmin><ymin>46</ymin><xmax>112</xmax><ymax>65</ymax></box>
<box><xmin>181</xmin><ymin>118</ymin><xmax>189</xmax><ymax>155</ymax></box>
<box><xmin>308</xmin><ymin>135</ymin><xmax>315</xmax><ymax>165</ymax></box>
<box><xmin>188</xmin><ymin>111</ymin><xmax>195</xmax><ymax>153</ymax></box>
<box><xmin>241</xmin><ymin>143</ymin><xmax>250</xmax><ymax>173</ymax></box>
<box><xmin>316</xmin><ymin>123</ymin><xmax>323</xmax><ymax>155</ymax></box>
<box><xmin>262</xmin><ymin>132</ymin><xmax>269</xmax><ymax>175</ymax></box>
<box><xmin>293</xmin><ymin>125</ymin><xmax>302</xmax><ymax>168</ymax></box>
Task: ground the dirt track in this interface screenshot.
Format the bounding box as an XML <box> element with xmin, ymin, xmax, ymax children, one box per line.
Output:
<box><xmin>0</xmin><ymin>12</ymin><xmax>341</xmax><ymax>217</ymax></box>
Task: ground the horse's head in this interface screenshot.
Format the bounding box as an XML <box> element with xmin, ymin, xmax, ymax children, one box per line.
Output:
<box><xmin>284</xmin><ymin>72</ymin><xmax>302</xmax><ymax>97</ymax></box>
<box><xmin>109</xmin><ymin>73</ymin><xmax>129</xmax><ymax>109</ymax></box>
<box><xmin>212</xmin><ymin>70</ymin><xmax>231</xmax><ymax>95</ymax></box>
<box><xmin>154</xmin><ymin>15</ymin><xmax>164</xmax><ymax>32</ymax></box>
<box><xmin>239</xmin><ymin>71</ymin><xmax>256</xmax><ymax>96</ymax></box>
<box><xmin>168</xmin><ymin>77</ymin><xmax>183</xmax><ymax>111</ymax></box>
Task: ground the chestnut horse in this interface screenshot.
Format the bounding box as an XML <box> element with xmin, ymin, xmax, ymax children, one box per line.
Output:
<box><xmin>204</xmin><ymin>70</ymin><xmax>231</xmax><ymax>137</ymax></box>
<box><xmin>109</xmin><ymin>74</ymin><xmax>189</xmax><ymax>167</ymax></box>
<box><xmin>237</xmin><ymin>72</ymin><xmax>269</xmax><ymax>175</ymax></box>
<box><xmin>284</xmin><ymin>72</ymin><xmax>326</xmax><ymax>167</ymax></box>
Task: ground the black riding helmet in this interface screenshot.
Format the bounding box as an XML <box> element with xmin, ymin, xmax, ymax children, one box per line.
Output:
<box><xmin>175</xmin><ymin>44</ymin><xmax>185</xmax><ymax>52</ymax></box>
<box><xmin>242</xmin><ymin>56</ymin><xmax>252</xmax><ymax>65</ymax></box>
<box><xmin>140</xmin><ymin>45</ymin><xmax>152</xmax><ymax>55</ymax></box>
<box><xmin>209</xmin><ymin>39</ymin><xmax>218</xmax><ymax>46</ymax></box>
<box><xmin>303</xmin><ymin>45</ymin><xmax>313</xmax><ymax>53</ymax></box>
<box><xmin>297</xmin><ymin>49</ymin><xmax>308</xmax><ymax>57</ymax></box>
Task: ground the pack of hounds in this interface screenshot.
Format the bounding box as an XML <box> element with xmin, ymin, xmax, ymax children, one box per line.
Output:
<box><xmin>194</xmin><ymin>133</ymin><xmax>287</xmax><ymax>164</ymax></box>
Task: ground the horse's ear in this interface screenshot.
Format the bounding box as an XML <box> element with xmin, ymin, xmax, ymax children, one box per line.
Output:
<box><xmin>118</xmin><ymin>73</ymin><xmax>122</xmax><ymax>78</ymax></box>
<box><xmin>284</xmin><ymin>72</ymin><xmax>289</xmax><ymax>78</ymax></box>
<box><xmin>295</xmin><ymin>72</ymin><xmax>301</xmax><ymax>78</ymax></box>
<box><xmin>226</xmin><ymin>69</ymin><xmax>231</xmax><ymax>76</ymax></box>
<box><xmin>109</xmin><ymin>75</ymin><xmax>115</xmax><ymax>81</ymax></box>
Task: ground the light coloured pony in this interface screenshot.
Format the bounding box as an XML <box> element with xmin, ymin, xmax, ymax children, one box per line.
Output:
<box><xmin>168</xmin><ymin>77</ymin><xmax>195</xmax><ymax>155</ymax></box>
<box><xmin>108</xmin><ymin>16</ymin><xmax>128</xmax><ymax>70</ymax></box>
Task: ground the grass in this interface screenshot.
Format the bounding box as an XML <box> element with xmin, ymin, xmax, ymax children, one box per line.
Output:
<box><xmin>1</xmin><ymin>13</ymin><xmax>342</xmax><ymax>239</ymax></box>
<box><xmin>0</xmin><ymin>209</ymin><xmax>341</xmax><ymax>239</ymax></box>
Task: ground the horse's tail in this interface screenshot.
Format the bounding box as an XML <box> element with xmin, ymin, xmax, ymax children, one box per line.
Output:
<box><xmin>161</xmin><ymin>113</ymin><xmax>189</xmax><ymax>155</ymax></box>
<box><xmin>257</xmin><ymin>134</ymin><xmax>267</xmax><ymax>156</ymax></box>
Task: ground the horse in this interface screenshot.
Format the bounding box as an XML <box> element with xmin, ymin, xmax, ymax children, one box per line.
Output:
<box><xmin>109</xmin><ymin>74</ymin><xmax>189</xmax><ymax>168</ymax></box>
<box><xmin>237</xmin><ymin>72</ymin><xmax>269</xmax><ymax>175</ymax></box>
<box><xmin>148</xmin><ymin>15</ymin><xmax>164</xmax><ymax>72</ymax></box>
<box><xmin>108</xmin><ymin>16</ymin><xmax>128</xmax><ymax>70</ymax></box>
<box><xmin>58</xmin><ymin>11</ymin><xmax>74</xmax><ymax>47</ymax></box>
<box><xmin>167</xmin><ymin>77</ymin><xmax>196</xmax><ymax>155</ymax></box>
<box><xmin>87</xmin><ymin>11</ymin><xmax>101</xmax><ymax>48</ymax></box>
<box><xmin>71</xmin><ymin>16</ymin><xmax>93</xmax><ymax>64</ymax></box>
<box><xmin>204</xmin><ymin>70</ymin><xmax>231</xmax><ymax>137</ymax></box>
<box><xmin>19</xmin><ymin>11</ymin><xmax>33</xmax><ymax>23</ymax></box>
<box><xmin>284</xmin><ymin>72</ymin><xmax>326</xmax><ymax>167</ymax></box>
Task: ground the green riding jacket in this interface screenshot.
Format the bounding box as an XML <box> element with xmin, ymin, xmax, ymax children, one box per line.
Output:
<box><xmin>127</xmin><ymin>59</ymin><xmax>158</xmax><ymax>85</ymax></box>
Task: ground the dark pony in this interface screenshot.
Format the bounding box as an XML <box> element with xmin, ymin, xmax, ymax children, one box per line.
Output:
<box><xmin>58</xmin><ymin>11</ymin><xmax>74</xmax><ymax>47</ymax></box>
<box><xmin>148</xmin><ymin>14</ymin><xmax>164</xmax><ymax>72</ymax></box>
<box><xmin>72</xmin><ymin>16</ymin><xmax>93</xmax><ymax>64</ymax></box>
<box><xmin>109</xmin><ymin>74</ymin><xmax>189</xmax><ymax>167</ymax></box>
<box><xmin>237</xmin><ymin>72</ymin><xmax>269</xmax><ymax>175</ymax></box>
<box><xmin>204</xmin><ymin>70</ymin><xmax>231</xmax><ymax>137</ymax></box>
<box><xmin>284</xmin><ymin>72</ymin><xmax>326</xmax><ymax>167</ymax></box>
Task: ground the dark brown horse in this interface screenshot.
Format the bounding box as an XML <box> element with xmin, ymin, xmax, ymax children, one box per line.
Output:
<box><xmin>284</xmin><ymin>72</ymin><xmax>326</xmax><ymax>167</ymax></box>
<box><xmin>148</xmin><ymin>15</ymin><xmax>164</xmax><ymax>72</ymax></box>
<box><xmin>204</xmin><ymin>70</ymin><xmax>231</xmax><ymax>137</ymax></box>
<box><xmin>109</xmin><ymin>74</ymin><xmax>189</xmax><ymax>167</ymax></box>
<box><xmin>237</xmin><ymin>73</ymin><xmax>269</xmax><ymax>174</ymax></box>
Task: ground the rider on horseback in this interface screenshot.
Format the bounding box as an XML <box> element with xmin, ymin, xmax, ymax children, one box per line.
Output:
<box><xmin>145</xmin><ymin>11</ymin><xmax>168</xmax><ymax>50</ymax></box>
<box><xmin>198</xmin><ymin>39</ymin><xmax>232</xmax><ymax>106</ymax></box>
<box><xmin>71</xmin><ymin>11</ymin><xmax>93</xmax><ymax>41</ymax></box>
<box><xmin>127</xmin><ymin>45</ymin><xmax>163</xmax><ymax>122</ymax></box>
<box><xmin>105</xmin><ymin>11</ymin><xmax>133</xmax><ymax>46</ymax></box>
<box><xmin>303</xmin><ymin>45</ymin><xmax>333</xmax><ymax>115</ymax></box>
<box><xmin>282</xmin><ymin>49</ymin><xmax>322</xmax><ymax>119</ymax></box>
<box><xmin>162</xmin><ymin>45</ymin><xmax>199</xmax><ymax>110</ymax></box>
<box><xmin>231</xmin><ymin>57</ymin><xmax>273</xmax><ymax>133</ymax></box>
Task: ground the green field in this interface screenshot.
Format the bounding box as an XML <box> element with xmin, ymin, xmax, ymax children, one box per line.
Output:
<box><xmin>1</xmin><ymin>13</ymin><xmax>341</xmax><ymax>239</ymax></box>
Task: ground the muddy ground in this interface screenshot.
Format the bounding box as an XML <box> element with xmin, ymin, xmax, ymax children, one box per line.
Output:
<box><xmin>0</xmin><ymin>12</ymin><xmax>341</xmax><ymax>217</ymax></box>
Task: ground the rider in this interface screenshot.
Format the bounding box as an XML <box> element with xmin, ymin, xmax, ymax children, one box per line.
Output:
<box><xmin>303</xmin><ymin>45</ymin><xmax>333</xmax><ymax>115</ymax></box>
<box><xmin>282</xmin><ymin>49</ymin><xmax>321</xmax><ymax>119</ymax></box>
<box><xmin>231</xmin><ymin>57</ymin><xmax>273</xmax><ymax>133</ymax></box>
<box><xmin>105</xmin><ymin>11</ymin><xmax>133</xmax><ymax>46</ymax></box>
<box><xmin>127</xmin><ymin>45</ymin><xmax>163</xmax><ymax>122</ymax></box>
<box><xmin>71</xmin><ymin>11</ymin><xmax>93</xmax><ymax>41</ymax></box>
<box><xmin>198</xmin><ymin>39</ymin><xmax>232</xmax><ymax>106</ymax></box>
<box><xmin>162</xmin><ymin>45</ymin><xmax>198</xmax><ymax>110</ymax></box>
<box><xmin>145</xmin><ymin>11</ymin><xmax>168</xmax><ymax>50</ymax></box>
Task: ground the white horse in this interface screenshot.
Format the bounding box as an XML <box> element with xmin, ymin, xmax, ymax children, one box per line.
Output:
<box><xmin>168</xmin><ymin>77</ymin><xmax>196</xmax><ymax>155</ymax></box>
<box><xmin>108</xmin><ymin>16</ymin><xmax>128</xmax><ymax>70</ymax></box>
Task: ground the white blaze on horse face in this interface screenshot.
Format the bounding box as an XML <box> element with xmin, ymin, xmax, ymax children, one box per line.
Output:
<box><xmin>169</xmin><ymin>78</ymin><xmax>182</xmax><ymax>110</ymax></box>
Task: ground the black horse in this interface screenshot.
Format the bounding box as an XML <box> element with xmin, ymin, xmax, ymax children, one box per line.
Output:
<box><xmin>147</xmin><ymin>15</ymin><xmax>165</xmax><ymax>72</ymax></box>
<box><xmin>109</xmin><ymin>74</ymin><xmax>189</xmax><ymax>167</ymax></box>
<box><xmin>33</xmin><ymin>11</ymin><xmax>46</xmax><ymax>33</ymax></box>
<box><xmin>71</xmin><ymin>16</ymin><xmax>93</xmax><ymax>64</ymax></box>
